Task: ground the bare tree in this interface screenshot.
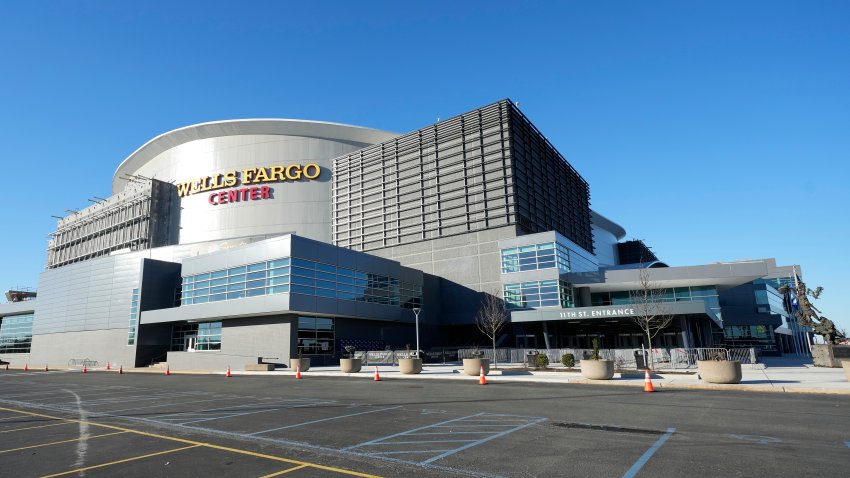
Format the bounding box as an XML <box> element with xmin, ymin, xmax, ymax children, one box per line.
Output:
<box><xmin>475</xmin><ymin>292</ymin><xmax>508</xmax><ymax>369</ymax></box>
<box><xmin>630</xmin><ymin>266</ymin><xmax>675</xmax><ymax>370</ymax></box>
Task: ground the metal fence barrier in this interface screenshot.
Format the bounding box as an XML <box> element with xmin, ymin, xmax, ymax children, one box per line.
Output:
<box><xmin>351</xmin><ymin>347</ymin><xmax>757</xmax><ymax>369</ymax></box>
<box><xmin>455</xmin><ymin>347</ymin><xmax>759</xmax><ymax>370</ymax></box>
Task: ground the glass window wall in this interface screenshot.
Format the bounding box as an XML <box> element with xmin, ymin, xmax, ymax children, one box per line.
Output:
<box><xmin>501</xmin><ymin>240</ymin><xmax>596</xmax><ymax>274</ymax></box>
<box><xmin>298</xmin><ymin>317</ymin><xmax>334</xmax><ymax>355</ymax></box>
<box><xmin>590</xmin><ymin>286</ymin><xmax>722</xmax><ymax>319</ymax></box>
<box><xmin>181</xmin><ymin>257</ymin><xmax>422</xmax><ymax>310</ymax></box>
<box><xmin>197</xmin><ymin>321</ymin><xmax>222</xmax><ymax>351</ymax></box>
<box><xmin>128</xmin><ymin>288</ymin><xmax>139</xmax><ymax>345</ymax></box>
<box><xmin>504</xmin><ymin>280</ymin><xmax>574</xmax><ymax>309</ymax></box>
<box><xmin>0</xmin><ymin>313</ymin><xmax>33</xmax><ymax>354</ymax></box>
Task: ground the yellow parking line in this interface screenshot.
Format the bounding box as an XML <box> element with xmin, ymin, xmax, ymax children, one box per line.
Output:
<box><xmin>0</xmin><ymin>421</ymin><xmax>74</xmax><ymax>433</ymax></box>
<box><xmin>0</xmin><ymin>430</ymin><xmax>129</xmax><ymax>454</ymax></box>
<box><xmin>40</xmin><ymin>444</ymin><xmax>202</xmax><ymax>477</ymax></box>
<box><xmin>260</xmin><ymin>464</ymin><xmax>309</xmax><ymax>477</ymax></box>
<box><xmin>0</xmin><ymin>407</ymin><xmax>382</xmax><ymax>478</ymax></box>
<box><xmin>0</xmin><ymin>414</ymin><xmax>29</xmax><ymax>422</ymax></box>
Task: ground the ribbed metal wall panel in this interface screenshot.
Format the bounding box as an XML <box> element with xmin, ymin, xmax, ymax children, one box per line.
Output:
<box><xmin>333</xmin><ymin>101</ymin><xmax>517</xmax><ymax>251</ymax></box>
<box><xmin>332</xmin><ymin>99</ymin><xmax>592</xmax><ymax>254</ymax></box>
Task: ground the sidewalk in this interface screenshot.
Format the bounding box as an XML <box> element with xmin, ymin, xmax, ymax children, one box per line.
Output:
<box><xmin>145</xmin><ymin>356</ymin><xmax>850</xmax><ymax>395</ymax></box>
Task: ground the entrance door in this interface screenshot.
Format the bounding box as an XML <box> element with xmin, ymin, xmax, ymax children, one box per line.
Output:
<box><xmin>184</xmin><ymin>335</ymin><xmax>197</xmax><ymax>352</ymax></box>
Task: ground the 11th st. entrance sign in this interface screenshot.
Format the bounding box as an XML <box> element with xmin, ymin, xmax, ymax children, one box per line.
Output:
<box><xmin>559</xmin><ymin>307</ymin><xmax>635</xmax><ymax>319</ymax></box>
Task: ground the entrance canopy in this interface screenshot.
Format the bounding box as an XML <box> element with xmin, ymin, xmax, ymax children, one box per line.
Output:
<box><xmin>509</xmin><ymin>300</ymin><xmax>721</xmax><ymax>327</ymax></box>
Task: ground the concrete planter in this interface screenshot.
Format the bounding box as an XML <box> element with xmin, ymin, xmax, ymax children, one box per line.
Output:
<box><xmin>399</xmin><ymin>358</ymin><xmax>422</xmax><ymax>374</ymax></box>
<box><xmin>842</xmin><ymin>360</ymin><xmax>850</xmax><ymax>381</ymax></box>
<box><xmin>340</xmin><ymin>358</ymin><xmax>362</xmax><ymax>373</ymax></box>
<box><xmin>697</xmin><ymin>360</ymin><xmax>742</xmax><ymax>384</ymax></box>
<box><xmin>463</xmin><ymin>358</ymin><xmax>490</xmax><ymax>376</ymax></box>
<box><xmin>580</xmin><ymin>359</ymin><xmax>615</xmax><ymax>380</ymax></box>
<box><xmin>290</xmin><ymin>358</ymin><xmax>310</xmax><ymax>372</ymax></box>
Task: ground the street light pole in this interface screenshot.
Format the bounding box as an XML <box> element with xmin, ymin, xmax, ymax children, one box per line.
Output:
<box><xmin>412</xmin><ymin>307</ymin><xmax>421</xmax><ymax>358</ymax></box>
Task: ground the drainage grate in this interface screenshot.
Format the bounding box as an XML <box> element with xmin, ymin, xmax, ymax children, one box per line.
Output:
<box><xmin>549</xmin><ymin>422</ymin><xmax>665</xmax><ymax>435</ymax></box>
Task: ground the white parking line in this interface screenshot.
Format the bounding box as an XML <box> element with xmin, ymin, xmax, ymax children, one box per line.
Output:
<box><xmin>343</xmin><ymin>412</ymin><xmax>547</xmax><ymax>466</ymax></box>
<box><xmin>177</xmin><ymin>401</ymin><xmax>337</xmax><ymax>425</ymax></box>
<box><xmin>97</xmin><ymin>395</ymin><xmax>251</xmax><ymax>414</ymax></box>
<box><xmin>621</xmin><ymin>428</ymin><xmax>676</xmax><ymax>478</ymax></box>
<box><xmin>247</xmin><ymin>405</ymin><xmax>404</xmax><ymax>435</ymax></box>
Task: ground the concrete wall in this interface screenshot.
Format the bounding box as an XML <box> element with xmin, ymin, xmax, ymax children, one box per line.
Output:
<box><xmin>27</xmin><ymin>329</ymin><xmax>136</xmax><ymax>369</ymax></box>
<box><xmin>166</xmin><ymin>315</ymin><xmax>293</xmax><ymax>371</ymax></box>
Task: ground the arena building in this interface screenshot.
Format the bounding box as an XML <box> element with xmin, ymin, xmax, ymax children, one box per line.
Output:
<box><xmin>0</xmin><ymin>100</ymin><xmax>810</xmax><ymax>370</ymax></box>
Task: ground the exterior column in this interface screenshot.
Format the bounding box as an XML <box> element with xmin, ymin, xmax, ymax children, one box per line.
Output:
<box><xmin>542</xmin><ymin>322</ymin><xmax>552</xmax><ymax>350</ymax></box>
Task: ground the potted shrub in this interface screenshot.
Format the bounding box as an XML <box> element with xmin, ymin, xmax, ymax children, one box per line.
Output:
<box><xmin>399</xmin><ymin>344</ymin><xmax>422</xmax><ymax>374</ymax></box>
<box><xmin>561</xmin><ymin>353</ymin><xmax>576</xmax><ymax>369</ymax></box>
<box><xmin>697</xmin><ymin>350</ymin><xmax>742</xmax><ymax>384</ymax></box>
<box><xmin>580</xmin><ymin>338</ymin><xmax>614</xmax><ymax>380</ymax></box>
<box><xmin>535</xmin><ymin>353</ymin><xmax>549</xmax><ymax>369</ymax></box>
<box><xmin>340</xmin><ymin>345</ymin><xmax>362</xmax><ymax>373</ymax></box>
<box><xmin>290</xmin><ymin>347</ymin><xmax>310</xmax><ymax>372</ymax></box>
<box><xmin>463</xmin><ymin>346</ymin><xmax>490</xmax><ymax>376</ymax></box>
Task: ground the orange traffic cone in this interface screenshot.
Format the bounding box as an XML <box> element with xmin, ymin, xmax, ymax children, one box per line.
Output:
<box><xmin>24</xmin><ymin>364</ymin><xmax>29</xmax><ymax>372</ymax></box>
<box><xmin>479</xmin><ymin>365</ymin><xmax>487</xmax><ymax>385</ymax></box>
<box><xmin>82</xmin><ymin>365</ymin><xmax>87</xmax><ymax>374</ymax></box>
<box><xmin>374</xmin><ymin>366</ymin><xmax>381</xmax><ymax>381</ymax></box>
<box><xmin>165</xmin><ymin>365</ymin><xmax>171</xmax><ymax>376</ymax></box>
<box><xmin>106</xmin><ymin>362</ymin><xmax>111</xmax><ymax>370</ymax></box>
<box><xmin>226</xmin><ymin>366</ymin><xmax>232</xmax><ymax>378</ymax></box>
<box><xmin>643</xmin><ymin>369</ymin><xmax>655</xmax><ymax>393</ymax></box>
<box><xmin>295</xmin><ymin>365</ymin><xmax>302</xmax><ymax>379</ymax></box>
<box><xmin>119</xmin><ymin>365</ymin><xmax>123</xmax><ymax>374</ymax></box>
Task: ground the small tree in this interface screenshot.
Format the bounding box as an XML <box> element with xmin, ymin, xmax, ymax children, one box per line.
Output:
<box><xmin>475</xmin><ymin>292</ymin><xmax>508</xmax><ymax>369</ymax></box>
<box><xmin>630</xmin><ymin>266</ymin><xmax>674</xmax><ymax>370</ymax></box>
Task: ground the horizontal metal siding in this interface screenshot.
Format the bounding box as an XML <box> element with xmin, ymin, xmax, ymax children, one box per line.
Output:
<box><xmin>332</xmin><ymin>100</ymin><xmax>517</xmax><ymax>252</ymax></box>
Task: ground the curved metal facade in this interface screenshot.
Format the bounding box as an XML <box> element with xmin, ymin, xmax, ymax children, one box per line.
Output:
<box><xmin>114</xmin><ymin>120</ymin><xmax>397</xmax><ymax>245</ymax></box>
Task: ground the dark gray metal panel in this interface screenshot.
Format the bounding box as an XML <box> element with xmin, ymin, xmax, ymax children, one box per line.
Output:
<box><xmin>508</xmin><ymin>105</ymin><xmax>593</xmax><ymax>252</ymax></box>
<box><xmin>141</xmin><ymin>293</ymin><xmax>293</xmax><ymax>324</ymax></box>
<box><xmin>139</xmin><ymin>259</ymin><xmax>182</xmax><ymax>312</ymax></box>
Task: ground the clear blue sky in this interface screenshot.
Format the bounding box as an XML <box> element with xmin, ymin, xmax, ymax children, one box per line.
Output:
<box><xmin>1</xmin><ymin>1</ymin><xmax>847</xmax><ymax>333</ymax></box>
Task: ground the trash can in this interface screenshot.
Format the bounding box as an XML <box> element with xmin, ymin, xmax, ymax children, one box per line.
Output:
<box><xmin>634</xmin><ymin>350</ymin><xmax>647</xmax><ymax>370</ymax></box>
<box><xmin>526</xmin><ymin>351</ymin><xmax>538</xmax><ymax>368</ymax></box>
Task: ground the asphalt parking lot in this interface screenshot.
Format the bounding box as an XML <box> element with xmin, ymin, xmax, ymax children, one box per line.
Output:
<box><xmin>0</xmin><ymin>369</ymin><xmax>848</xmax><ymax>477</ymax></box>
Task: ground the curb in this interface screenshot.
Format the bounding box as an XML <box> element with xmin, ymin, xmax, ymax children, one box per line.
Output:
<box><xmin>7</xmin><ymin>366</ymin><xmax>849</xmax><ymax>396</ymax></box>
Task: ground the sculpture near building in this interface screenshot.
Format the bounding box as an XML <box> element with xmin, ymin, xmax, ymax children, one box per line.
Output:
<box><xmin>778</xmin><ymin>282</ymin><xmax>846</xmax><ymax>345</ymax></box>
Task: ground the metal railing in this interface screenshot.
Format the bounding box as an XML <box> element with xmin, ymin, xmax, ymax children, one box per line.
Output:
<box><xmin>455</xmin><ymin>347</ymin><xmax>759</xmax><ymax>370</ymax></box>
<box><xmin>351</xmin><ymin>347</ymin><xmax>758</xmax><ymax>369</ymax></box>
